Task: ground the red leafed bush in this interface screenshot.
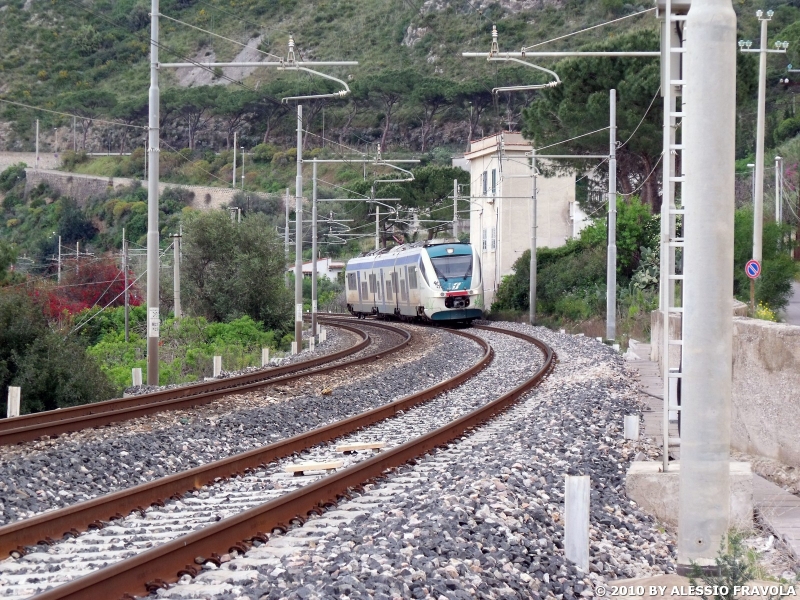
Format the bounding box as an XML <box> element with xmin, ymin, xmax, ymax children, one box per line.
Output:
<box><xmin>40</xmin><ymin>259</ymin><xmax>142</xmax><ymax>318</ymax></box>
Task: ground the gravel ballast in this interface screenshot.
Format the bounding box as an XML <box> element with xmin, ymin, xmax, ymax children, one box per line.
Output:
<box><xmin>150</xmin><ymin>324</ymin><xmax>676</xmax><ymax>600</ymax></box>
<box><xmin>0</xmin><ymin>326</ymin><xmax>481</xmax><ymax>525</ymax></box>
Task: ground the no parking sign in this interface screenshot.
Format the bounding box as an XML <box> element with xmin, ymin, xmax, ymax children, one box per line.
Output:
<box><xmin>745</xmin><ymin>259</ymin><xmax>761</xmax><ymax>279</ymax></box>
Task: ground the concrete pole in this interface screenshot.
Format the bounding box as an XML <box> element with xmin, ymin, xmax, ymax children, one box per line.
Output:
<box><xmin>146</xmin><ymin>0</ymin><xmax>161</xmax><ymax>385</ymax></box>
<box><xmin>241</xmin><ymin>146</ymin><xmax>245</xmax><ymax>190</ymax></box>
<box><xmin>529</xmin><ymin>149</ymin><xmax>538</xmax><ymax>325</ymax></box>
<box><xmin>35</xmin><ymin>119</ymin><xmax>39</xmax><ymax>170</ymax></box>
<box><xmin>375</xmin><ymin>204</ymin><xmax>380</xmax><ymax>250</ymax></box>
<box><xmin>453</xmin><ymin>179</ymin><xmax>459</xmax><ymax>239</ymax></box>
<box><xmin>753</xmin><ymin>16</ymin><xmax>769</xmax><ymax>264</ymax></box>
<box><xmin>76</xmin><ymin>241</ymin><xmax>79</xmax><ymax>274</ymax></box>
<box><xmin>294</xmin><ymin>105</ymin><xmax>304</xmax><ymax>352</ymax></box>
<box><xmin>73</xmin><ymin>116</ymin><xmax>76</xmax><ymax>152</ymax></box>
<box><xmin>285</xmin><ymin>187</ymin><xmax>290</xmax><ymax>286</ymax></box>
<box><xmin>123</xmin><ymin>228</ymin><xmax>129</xmax><ymax>343</ymax></box>
<box><xmin>57</xmin><ymin>235</ymin><xmax>61</xmax><ymax>283</ymax></box>
<box><xmin>606</xmin><ymin>90</ymin><xmax>618</xmax><ymax>341</ymax></box>
<box><xmin>232</xmin><ymin>132</ymin><xmax>237</xmax><ymax>188</ymax></box>
<box><xmin>775</xmin><ymin>156</ymin><xmax>782</xmax><ymax>223</ymax></box>
<box><xmin>678</xmin><ymin>0</ymin><xmax>736</xmax><ymax>572</ymax></box>
<box><xmin>312</xmin><ymin>161</ymin><xmax>318</xmax><ymax>338</ymax></box>
<box><xmin>173</xmin><ymin>234</ymin><xmax>181</xmax><ymax>319</ymax></box>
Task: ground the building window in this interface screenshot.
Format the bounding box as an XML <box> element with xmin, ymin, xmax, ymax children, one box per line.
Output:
<box><xmin>490</xmin><ymin>227</ymin><xmax>496</xmax><ymax>250</ymax></box>
<box><xmin>482</xmin><ymin>171</ymin><xmax>488</xmax><ymax>196</ymax></box>
<box><xmin>482</xmin><ymin>228</ymin><xmax>487</xmax><ymax>250</ymax></box>
<box><xmin>491</xmin><ymin>169</ymin><xmax>497</xmax><ymax>196</ymax></box>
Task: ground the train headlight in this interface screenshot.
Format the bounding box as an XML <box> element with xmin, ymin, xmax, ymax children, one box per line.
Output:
<box><xmin>440</xmin><ymin>292</ymin><xmax>446</xmax><ymax>297</ymax></box>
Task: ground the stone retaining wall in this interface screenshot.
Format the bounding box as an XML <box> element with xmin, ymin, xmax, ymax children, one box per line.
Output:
<box><xmin>24</xmin><ymin>169</ymin><xmax>239</xmax><ymax>211</ymax></box>
<box><xmin>650</xmin><ymin>309</ymin><xmax>800</xmax><ymax>466</ymax></box>
<box><xmin>0</xmin><ymin>152</ymin><xmax>61</xmax><ymax>171</ymax></box>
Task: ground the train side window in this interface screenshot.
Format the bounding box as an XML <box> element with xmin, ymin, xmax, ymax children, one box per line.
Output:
<box><xmin>408</xmin><ymin>266</ymin><xmax>417</xmax><ymax>289</ymax></box>
<box><xmin>386</xmin><ymin>281</ymin><xmax>393</xmax><ymax>301</ymax></box>
<box><xmin>369</xmin><ymin>274</ymin><xmax>376</xmax><ymax>293</ymax></box>
<box><xmin>347</xmin><ymin>273</ymin><xmax>357</xmax><ymax>291</ymax></box>
<box><xmin>361</xmin><ymin>282</ymin><xmax>368</xmax><ymax>298</ymax></box>
<box><xmin>400</xmin><ymin>280</ymin><xmax>408</xmax><ymax>301</ymax></box>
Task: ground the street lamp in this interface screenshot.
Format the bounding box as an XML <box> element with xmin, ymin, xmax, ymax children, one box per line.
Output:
<box><xmin>739</xmin><ymin>11</ymin><xmax>789</xmax><ymax>267</ymax></box>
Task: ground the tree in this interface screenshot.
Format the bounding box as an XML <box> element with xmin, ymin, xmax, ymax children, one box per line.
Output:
<box><xmin>453</xmin><ymin>78</ymin><xmax>496</xmax><ymax>149</ymax></box>
<box><xmin>412</xmin><ymin>77</ymin><xmax>455</xmax><ymax>153</ymax></box>
<box><xmin>212</xmin><ymin>89</ymin><xmax>258</xmax><ymax>150</ymax></box>
<box><xmin>521</xmin><ymin>30</ymin><xmax>662</xmax><ymax>212</ymax></box>
<box><xmin>162</xmin><ymin>87</ymin><xmax>221</xmax><ymax>150</ymax></box>
<box><xmin>59</xmin><ymin>90</ymin><xmax>118</xmax><ymax>150</ymax></box>
<box><xmin>357</xmin><ymin>70</ymin><xmax>415</xmax><ymax>152</ymax></box>
<box><xmin>181</xmin><ymin>211</ymin><xmax>292</xmax><ymax>330</ymax></box>
<box><xmin>0</xmin><ymin>291</ymin><xmax>116</xmax><ymax>415</ymax></box>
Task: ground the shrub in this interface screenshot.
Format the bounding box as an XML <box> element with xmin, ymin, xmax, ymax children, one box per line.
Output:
<box><xmin>0</xmin><ymin>163</ymin><xmax>26</xmax><ymax>192</ymax></box>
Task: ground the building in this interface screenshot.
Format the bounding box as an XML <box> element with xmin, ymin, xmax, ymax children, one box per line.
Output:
<box><xmin>287</xmin><ymin>257</ymin><xmax>345</xmax><ymax>281</ymax></box>
<box><xmin>464</xmin><ymin>132</ymin><xmax>588</xmax><ymax>307</ymax></box>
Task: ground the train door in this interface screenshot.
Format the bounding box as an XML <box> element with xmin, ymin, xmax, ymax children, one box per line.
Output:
<box><xmin>390</xmin><ymin>270</ymin><xmax>399</xmax><ymax>313</ymax></box>
<box><xmin>379</xmin><ymin>269</ymin><xmax>387</xmax><ymax>313</ymax></box>
<box><xmin>401</xmin><ymin>266</ymin><xmax>409</xmax><ymax>310</ymax></box>
<box><xmin>355</xmin><ymin>270</ymin><xmax>363</xmax><ymax>310</ymax></box>
<box><xmin>407</xmin><ymin>263</ymin><xmax>420</xmax><ymax>307</ymax></box>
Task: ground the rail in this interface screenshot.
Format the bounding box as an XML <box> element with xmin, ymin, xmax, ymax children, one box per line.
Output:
<box><xmin>20</xmin><ymin>325</ymin><xmax>553</xmax><ymax>599</ymax></box>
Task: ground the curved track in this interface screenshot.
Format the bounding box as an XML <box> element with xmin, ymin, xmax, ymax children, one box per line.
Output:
<box><xmin>1</xmin><ymin>325</ymin><xmax>553</xmax><ymax>600</ymax></box>
<box><xmin>0</xmin><ymin>319</ymin><xmax>411</xmax><ymax>447</ymax></box>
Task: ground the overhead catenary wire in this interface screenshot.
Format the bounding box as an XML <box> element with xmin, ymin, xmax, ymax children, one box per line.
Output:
<box><xmin>522</xmin><ymin>8</ymin><xmax>657</xmax><ymax>50</ymax></box>
<box><xmin>0</xmin><ymin>98</ymin><xmax>147</xmax><ymax>130</ymax></box>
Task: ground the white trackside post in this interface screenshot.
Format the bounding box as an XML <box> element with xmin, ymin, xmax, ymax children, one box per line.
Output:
<box><xmin>7</xmin><ymin>387</ymin><xmax>20</xmax><ymax>418</ymax></box>
<box><xmin>564</xmin><ymin>475</ymin><xmax>590</xmax><ymax>571</ymax></box>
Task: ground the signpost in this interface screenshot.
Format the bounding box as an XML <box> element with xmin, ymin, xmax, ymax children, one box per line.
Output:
<box><xmin>746</xmin><ymin>259</ymin><xmax>761</xmax><ymax>313</ymax></box>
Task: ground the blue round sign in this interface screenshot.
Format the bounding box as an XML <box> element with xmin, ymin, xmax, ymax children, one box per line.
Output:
<box><xmin>745</xmin><ymin>259</ymin><xmax>761</xmax><ymax>279</ymax></box>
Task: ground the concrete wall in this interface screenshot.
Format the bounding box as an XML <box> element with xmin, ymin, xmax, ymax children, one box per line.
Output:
<box><xmin>24</xmin><ymin>169</ymin><xmax>239</xmax><ymax>211</ymax></box>
<box><xmin>0</xmin><ymin>152</ymin><xmax>61</xmax><ymax>171</ymax></box>
<box><xmin>650</xmin><ymin>308</ymin><xmax>800</xmax><ymax>466</ymax></box>
<box><xmin>731</xmin><ymin>317</ymin><xmax>800</xmax><ymax>465</ymax></box>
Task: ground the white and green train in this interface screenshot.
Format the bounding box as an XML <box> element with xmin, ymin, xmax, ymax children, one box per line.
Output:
<box><xmin>345</xmin><ymin>241</ymin><xmax>484</xmax><ymax>324</ymax></box>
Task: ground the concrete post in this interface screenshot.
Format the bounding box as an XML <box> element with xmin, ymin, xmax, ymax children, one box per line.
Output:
<box><xmin>172</xmin><ymin>234</ymin><xmax>181</xmax><ymax>319</ymax></box>
<box><xmin>375</xmin><ymin>204</ymin><xmax>380</xmax><ymax>250</ymax></box>
<box><xmin>606</xmin><ymin>89</ymin><xmax>617</xmax><ymax>341</ymax></box>
<box><xmin>146</xmin><ymin>0</ymin><xmax>161</xmax><ymax>385</ymax></box>
<box><xmin>529</xmin><ymin>149</ymin><xmax>537</xmax><ymax>325</ymax></box>
<box><xmin>776</xmin><ymin>156</ymin><xmax>782</xmax><ymax>223</ymax></box>
<box><xmin>564</xmin><ymin>475</ymin><xmax>590</xmax><ymax>571</ymax></box>
<box><xmin>453</xmin><ymin>178</ymin><xmax>459</xmax><ymax>239</ymax></box>
<box><xmin>35</xmin><ymin>119</ymin><xmax>39</xmax><ymax>170</ymax></box>
<box><xmin>261</xmin><ymin>348</ymin><xmax>269</xmax><ymax>367</ymax></box>
<box><xmin>123</xmin><ymin>228</ymin><xmax>129</xmax><ymax>343</ymax></box>
<box><xmin>312</xmin><ymin>161</ymin><xmax>318</xmax><ymax>339</ymax></box>
<box><xmin>57</xmin><ymin>235</ymin><xmax>62</xmax><ymax>284</ymax></box>
<box><xmin>678</xmin><ymin>0</ymin><xmax>736</xmax><ymax>572</ymax></box>
<box><xmin>132</xmin><ymin>368</ymin><xmax>142</xmax><ymax>387</ymax></box>
<box><xmin>232</xmin><ymin>132</ymin><xmax>237</xmax><ymax>188</ymax></box>
<box><xmin>295</xmin><ymin>106</ymin><xmax>304</xmax><ymax>356</ymax></box>
<box><xmin>213</xmin><ymin>356</ymin><xmax>222</xmax><ymax>377</ymax></box>
<box><xmin>624</xmin><ymin>415</ymin><xmax>640</xmax><ymax>440</ymax></box>
<box><xmin>291</xmin><ymin>341</ymin><xmax>298</xmax><ymax>355</ymax></box>
<box><xmin>753</xmin><ymin>16</ymin><xmax>769</xmax><ymax>264</ymax></box>
<box><xmin>309</xmin><ymin>337</ymin><xmax>315</xmax><ymax>352</ymax></box>
<box><xmin>285</xmin><ymin>187</ymin><xmax>290</xmax><ymax>286</ymax></box>
<box><xmin>6</xmin><ymin>387</ymin><xmax>20</xmax><ymax>418</ymax></box>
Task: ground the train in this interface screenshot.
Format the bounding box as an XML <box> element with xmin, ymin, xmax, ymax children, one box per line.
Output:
<box><xmin>345</xmin><ymin>241</ymin><xmax>484</xmax><ymax>323</ymax></box>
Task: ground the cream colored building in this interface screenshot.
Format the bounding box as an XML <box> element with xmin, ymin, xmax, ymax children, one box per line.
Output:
<box><xmin>464</xmin><ymin>132</ymin><xmax>586</xmax><ymax>307</ymax></box>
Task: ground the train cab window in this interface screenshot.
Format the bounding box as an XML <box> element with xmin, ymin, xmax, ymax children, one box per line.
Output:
<box><xmin>361</xmin><ymin>282</ymin><xmax>368</xmax><ymax>298</ymax></box>
<box><xmin>347</xmin><ymin>273</ymin><xmax>357</xmax><ymax>291</ymax></box>
<box><xmin>417</xmin><ymin>261</ymin><xmax>429</xmax><ymax>286</ymax></box>
<box><xmin>408</xmin><ymin>266</ymin><xmax>418</xmax><ymax>289</ymax></box>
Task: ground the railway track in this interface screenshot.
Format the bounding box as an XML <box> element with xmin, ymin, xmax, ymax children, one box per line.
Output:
<box><xmin>0</xmin><ymin>319</ymin><xmax>410</xmax><ymax>447</ymax></box>
<box><xmin>0</xmin><ymin>324</ymin><xmax>553</xmax><ymax>599</ymax></box>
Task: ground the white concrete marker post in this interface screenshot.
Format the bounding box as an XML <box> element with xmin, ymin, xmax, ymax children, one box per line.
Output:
<box><xmin>213</xmin><ymin>356</ymin><xmax>222</xmax><ymax>378</ymax></box>
<box><xmin>309</xmin><ymin>338</ymin><xmax>315</xmax><ymax>352</ymax></box>
<box><xmin>624</xmin><ymin>416</ymin><xmax>640</xmax><ymax>441</ymax></box>
<box><xmin>132</xmin><ymin>368</ymin><xmax>143</xmax><ymax>387</ymax></box>
<box><xmin>565</xmin><ymin>475</ymin><xmax>590</xmax><ymax>572</ymax></box>
<box><xmin>261</xmin><ymin>348</ymin><xmax>270</xmax><ymax>367</ymax></box>
<box><xmin>291</xmin><ymin>341</ymin><xmax>298</xmax><ymax>355</ymax></box>
<box><xmin>7</xmin><ymin>387</ymin><xmax>20</xmax><ymax>418</ymax></box>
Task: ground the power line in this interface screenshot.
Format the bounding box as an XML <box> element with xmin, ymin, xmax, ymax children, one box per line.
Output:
<box><xmin>522</xmin><ymin>8</ymin><xmax>657</xmax><ymax>51</ymax></box>
<box><xmin>0</xmin><ymin>98</ymin><xmax>146</xmax><ymax>130</ymax></box>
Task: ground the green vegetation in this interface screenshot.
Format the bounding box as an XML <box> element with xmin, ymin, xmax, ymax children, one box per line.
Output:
<box><xmin>83</xmin><ymin>308</ymin><xmax>291</xmax><ymax>390</ymax></box>
<box><xmin>180</xmin><ymin>210</ymin><xmax>292</xmax><ymax>330</ymax></box>
<box><xmin>0</xmin><ymin>290</ymin><xmax>117</xmax><ymax>415</ymax></box>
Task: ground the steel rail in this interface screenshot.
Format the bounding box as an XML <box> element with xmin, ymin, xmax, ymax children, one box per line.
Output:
<box><xmin>0</xmin><ymin>322</ymin><xmax>371</xmax><ymax>433</ymax></box>
<box><xmin>26</xmin><ymin>326</ymin><xmax>553</xmax><ymax>600</ymax></box>
<box><xmin>0</xmin><ymin>321</ymin><xmax>411</xmax><ymax>446</ymax></box>
<box><xmin>0</xmin><ymin>328</ymin><xmax>491</xmax><ymax>561</ymax></box>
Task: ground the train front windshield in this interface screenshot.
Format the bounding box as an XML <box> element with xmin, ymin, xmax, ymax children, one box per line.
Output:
<box><xmin>430</xmin><ymin>255</ymin><xmax>472</xmax><ymax>280</ymax></box>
